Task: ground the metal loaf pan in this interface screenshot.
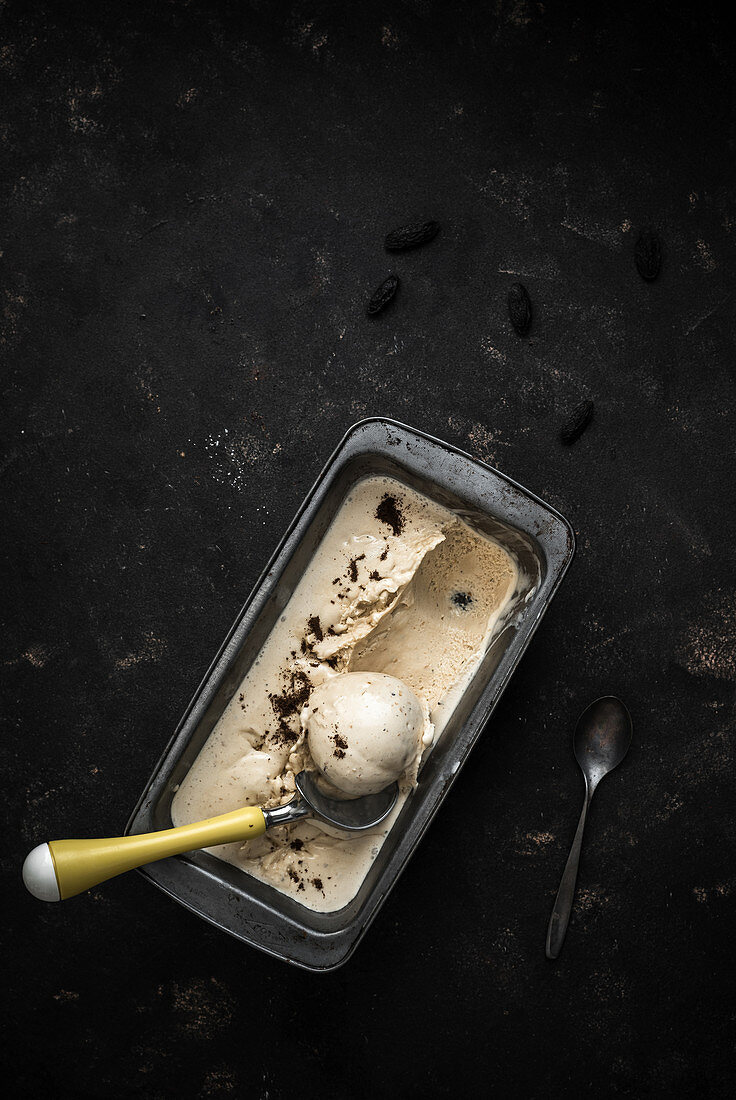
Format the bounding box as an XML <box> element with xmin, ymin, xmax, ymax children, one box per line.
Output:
<box><xmin>126</xmin><ymin>418</ymin><xmax>575</xmax><ymax>970</ymax></box>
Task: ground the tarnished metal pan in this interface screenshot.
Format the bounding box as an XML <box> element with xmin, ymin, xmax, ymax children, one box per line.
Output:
<box><xmin>126</xmin><ymin>418</ymin><xmax>575</xmax><ymax>970</ymax></box>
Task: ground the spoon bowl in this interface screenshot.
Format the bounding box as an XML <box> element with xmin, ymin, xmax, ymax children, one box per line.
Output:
<box><xmin>295</xmin><ymin>771</ymin><xmax>398</xmax><ymax>831</ymax></box>
<box><xmin>574</xmin><ymin>696</ymin><xmax>633</xmax><ymax>791</ymax></box>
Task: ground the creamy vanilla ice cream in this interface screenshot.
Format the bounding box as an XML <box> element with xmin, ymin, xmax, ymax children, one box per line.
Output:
<box><xmin>171</xmin><ymin>475</ymin><xmax>519</xmax><ymax>912</ymax></box>
<box><xmin>303</xmin><ymin>672</ymin><xmax>429</xmax><ymax>797</ymax></box>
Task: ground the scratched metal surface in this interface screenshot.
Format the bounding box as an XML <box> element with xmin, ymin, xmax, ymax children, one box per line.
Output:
<box><xmin>3</xmin><ymin>1</ymin><xmax>734</xmax><ymax>1097</ymax></box>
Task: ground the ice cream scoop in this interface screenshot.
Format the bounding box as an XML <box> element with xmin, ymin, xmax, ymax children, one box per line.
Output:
<box><xmin>22</xmin><ymin>770</ymin><xmax>397</xmax><ymax>902</ymax></box>
<box><xmin>24</xmin><ymin>674</ymin><xmax>426</xmax><ymax>903</ymax></box>
<box><xmin>303</xmin><ymin>672</ymin><xmax>429</xmax><ymax>797</ymax></box>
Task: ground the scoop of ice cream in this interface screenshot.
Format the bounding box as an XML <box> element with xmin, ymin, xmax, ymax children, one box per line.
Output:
<box><xmin>302</xmin><ymin>672</ymin><xmax>429</xmax><ymax>797</ymax></box>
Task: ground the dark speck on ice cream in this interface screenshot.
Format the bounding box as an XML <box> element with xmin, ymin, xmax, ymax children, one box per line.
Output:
<box><xmin>375</xmin><ymin>493</ymin><xmax>404</xmax><ymax>536</ymax></box>
<box><xmin>307</xmin><ymin>615</ymin><xmax>323</xmax><ymax>642</ymax></box>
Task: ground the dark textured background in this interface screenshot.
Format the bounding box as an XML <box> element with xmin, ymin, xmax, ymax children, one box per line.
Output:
<box><xmin>3</xmin><ymin>1</ymin><xmax>735</xmax><ymax>1096</ymax></box>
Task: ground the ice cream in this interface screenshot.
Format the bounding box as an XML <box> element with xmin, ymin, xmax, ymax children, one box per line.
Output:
<box><xmin>302</xmin><ymin>672</ymin><xmax>430</xmax><ymax>797</ymax></box>
<box><xmin>171</xmin><ymin>475</ymin><xmax>519</xmax><ymax>912</ymax></box>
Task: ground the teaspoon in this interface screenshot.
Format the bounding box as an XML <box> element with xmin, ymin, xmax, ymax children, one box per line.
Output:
<box><xmin>546</xmin><ymin>696</ymin><xmax>632</xmax><ymax>959</ymax></box>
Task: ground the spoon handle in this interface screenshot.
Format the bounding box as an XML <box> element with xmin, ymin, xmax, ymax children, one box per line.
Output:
<box><xmin>546</xmin><ymin>790</ymin><xmax>592</xmax><ymax>959</ymax></box>
<box><xmin>22</xmin><ymin>804</ymin><xmax>267</xmax><ymax>902</ymax></box>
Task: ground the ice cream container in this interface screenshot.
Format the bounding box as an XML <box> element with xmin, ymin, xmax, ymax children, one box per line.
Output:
<box><xmin>126</xmin><ymin>418</ymin><xmax>575</xmax><ymax>970</ymax></box>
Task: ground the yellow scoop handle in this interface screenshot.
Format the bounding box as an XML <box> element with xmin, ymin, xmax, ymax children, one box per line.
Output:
<box><xmin>22</xmin><ymin>805</ymin><xmax>267</xmax><ymax>901</ymax></box>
